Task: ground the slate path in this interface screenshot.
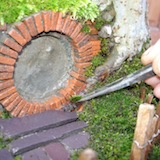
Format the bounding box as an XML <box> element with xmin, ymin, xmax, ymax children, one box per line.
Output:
<box><xmin>0</xmin><ymin>110</ymin><xmax>89</xmax><ymax>160</ymax></box>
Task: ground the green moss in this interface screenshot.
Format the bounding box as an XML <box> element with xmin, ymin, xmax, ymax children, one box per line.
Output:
<box><xmin>85</xmin><ymin>55</ymin><xmax>106</xmax><ymax>77</ymax></box>
<box><xmin>0</xmin><ymin>138</ymin><xmax>12</xmax><ymax>150</ymax></box>
<box><xmin>81</xmin><ymin>24</ymin><xmax>91</xmax><ymax>33</ymax></box>
<box><xmin>70</xmin><ymin>95</ymin><xmax>82</xmax><ymax>103</ymax></box>
<box><xmin>94</xmin><ymin>17</ymin><xmax>106</xmax><ymax>30</ymax></box>
<box><xmin>71</xmin><ymin>54</ymin><xmax>159</xmax><ymax>159</ymax></box>
<box><xmin>0</xmin><ymin>0</ymin><xmax>99</xmax><ymax>24</ymax></box>
<box><xmin>14</xmin><ymin>156</ymin><xmax>22</xmax><ymax>160</ymax></box>
<box><xmin>1</xmin><ymin>110</ymin><xmax>11</xmax><ymax>119</ymax></box>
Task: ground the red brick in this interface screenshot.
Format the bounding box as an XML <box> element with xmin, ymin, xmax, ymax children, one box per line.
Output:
<box><xmin>61</xmin><ymin>16</ymin><xmax>72</xmax><ymax>34</ymax></box>
<box><xmin>51</xmin><ymin>12</ymin><xmax>59</xmax><ymax>31</ymax></box>
<box><xmin>23</xmin><ymin>17</ymin><xmax>38</xmax><ymax>37</ymax></box>
<box><xmin>5</xmin><ymin>95</ymin><xmax>22</xmax><ymax>111</ymax></box>
<box><xmin>74</xmin><ymin>32</ymin><xmax>86</xmax><ymax>43</ymax></box>
<box><xmin>27</xmin><ymin>104</ymin><xmax>34</xmax><ymax>115</ymax></box>
<box><xmin>8</xmin><ymin>29</ymin><xmax>27</xmax><ymax>46</ymax></box>
<box><xmin>70</xmin><ymin>23</ymin><xmax>83</xmax><ymax>39</ymax></box>
<box><xmin>0</xmin><ymin>79</ymin><xmax>14</xmax><ymax>91</ymax></box>
<box><xmin>33</xmin><ymin>13</ymin><xmax>44</xmax><ymax>34</ymax></box>
<box><xmin>46</xmin><ymin>99</ymin><xmax>56</xmax><ymax>110</ymax></box>
<box><xmin>70</xmin><ymin>71</ymin><xmax>86</xmax><ymax>82</ymax></box>
<box><xmin>75</xmin><ymin>62</ymin><xmax>91</xmax><ymax>69</ymax></box>
<box><xmin>15</xmin><ymin>22</ymin><xmax>32</xmax><ymax>42</ymax></box>
<box><xmin>39</xmin><ymin>104</ymin><xmax>46</xmax><ymax>113</ymax></box>
<box><xmin>42</xmin><ymin>11</ymin><xmax>52</xmax><ymax>32</ymax></box>
<box><xmin>66</xmin><ymin>20</ymin><xmax>77</xmax><ymax>36</ymax></box>
<box><xmin>67</xmin><ymin>78</ymin><xmax>86</xmax><ymax>88</ymax></box>
<box><xmin>0</xmin><ymin>64</ymin><xmax>14</xmax><ymax>72</ymax></box>
<box><xmin>76</xmin><ymin>83</ymin><xmax>87</xmax><ymax>94</ymax></box>
<box><xmin>18</xmin><ymin>103</ymin><xmax>30</xmax><ymax>117</ymax></box>
<box><xmin>1</xmin><ymin>92</ymin><xmax>18</xmax><ymax>107</ymax></box>
<box><xmin>74</xmin><ymin>55</ymin><xmax>93</xmax><ymax>63</ymax></box>
<box><xmin>89</xmin><ymin>25</ymin><xmax>98</xmax><ymax>35</ymax></box>
<box><xmin>52</xmin><ymin>97</ymin><xmax>61</xmax><ymax>109</ymax></box>
<box><xmin>76</xmin><ymin>35</ymin><xmax>90</xmax><ymax>47</ymax></box>
<box><xmin>58</xmin><ymin>96</ymin><xmax>67</xmax><ymax>105</ymax></box>
<box><xmin>45</xmin><ymin>104</ymin><xmax>51</xmax><ymax>111</ymax></box>
<box><xmin>55</xmin><ymin>12</ymin><xmax>63</xmax><ymax>32</ymax></box>
<box><xmin>59</xmin><ymin>89</ymin><xmax>70</xmax><ymax>100</ymax></box>
<box><xmin>0</xmin><ymin>86</ymin><xmax>16</xmax><ymax>101</ymax></box>
<box><xmin>0</xmin><ymin>45</ymin><xmax>18</xmax><ymax>59</ymax></box>
<box><xmin>78</xmin><ymin>42</ymin><xmax>92</xmax><ymax>52</ymax></box>
<box><xmin>0</xmin><ymin>55</ymin><xmax>16</xmax><ymax>65</ymax></box>
<box><xmin>0</xmin><ymin>73</ymin><xmax>13</xmax><ymax>80</ymax></box>
<box><xmin>33</xmin><ymin>103</ymin><xmax>41</xmax><ymax>114</ymax></box>
<box><xmin>11</xmin><ymin>99</ymin><xmax>27</xmax><ymax>117</ymax></box>
<box><xmin>4</xmin><ymin>38</ymin><xmax>22</xmax><ymax>52</ymax></box>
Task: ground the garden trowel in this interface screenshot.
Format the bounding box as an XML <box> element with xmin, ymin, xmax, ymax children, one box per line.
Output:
<box><xmin>71</xmin><ymin>64</ymin><xmax>155</xmax><ymax>105</ymax></box>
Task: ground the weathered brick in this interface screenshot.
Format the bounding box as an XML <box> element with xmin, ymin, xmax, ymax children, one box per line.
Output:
<box><xmin>33</xmin><ymin>103</ymin><xmax>40</xmax><ymax>114</ymax></box>
<box><xmin>18</xmin><ymin>103</ymin><xmax>30</xmax><ymax>117</ymax></box>
<box><xmin>0</xmin><ymin>55</ymin><xmax>16</xmax><ymax>65</ymax></box>
<box><xmin>0</xmin><ymin>79</ymin><xmax>14</xmax><ymax>91</ymax></box>
<box><xmin>23</xmin><ymin>17</ymin><xmax>38</xmax><ymax>37</ymax></box>
<box><xmin>5</xmin><ymin>95</ymin><xmax>22</xmax><ymax>112</ymax></box>
<box><xmin>27</xmin><ymin>104</ymin><xmax>34</xmax><ymax>115</ymax></box>
<box><xmin>1</xmin><ymin>92</ymin><xmax>19</xmax><ymax>107</ymax></box>
<box><xmin>0</xmin><ymin>86</ymin><xmax>16</xmax><ymax>101</ymax></box>
<box><xmin>0</xmin><ymin>64</ymin><xmax>14</xmax><ymax>72</ymax></box>
<box><xmin>15</xmin><ymin>22</ymin><xmax>32</xmax><ymax>42</ymax></box>
<box><xmin>70</xmin><ymin>23</ymin><xmax>83</xmax><ymax>39</ymax></box>
<box><xmin>61</xmin><ymin>16</ymin><xmax>72</xmax><ymax>34</ymax></box>
<box><xmin>11</xmin><ymin>99</ymin><xmax>27</xmax><ymax>117</ymax></box>
<box><xmin>78</xmin><ymin>42</ymin><xmax>92</xmax><ymax>52</ymax></box>
<box><xmin>0</xmin><ymin>45</ymin><xmax>18</xmax><ymax>59</ymax></box>
<box><xmin>76</xmin><ymin>34</ymin><xmax>90</xmax><ymax>47</ymax></box>
<box><xmin>3</xmin><ymin>38</ymin><xmax>22</xmax><ymax>52</ymax></box>
<box><xmin>39</xmin><ymin>104</ymin><xmax>46</xmax><ymax>113</ymax></box>
<box><xmin>67</xmin><ymin>21</ymin><xmax>77</xmax><ymax>36</ymax></box>
<box><xmin>8</xmin><ymin>29</ymin><xmax>27</xmax><ymax>46</ymax></box>
<box><xmin>70</xmin><ymin>71</ymin><xmax>86</xmax><ymax>82</ymax></box>
<box><xmin>74</xmin><ymin>55</ymin><xmax>93</xmax><ymax>63</ymax></box>
<box><xmin>0</xmin><ymin>72</ymin><xmax>13</xmax><ymax>80</ymax></box>
<box><xmin>75</xmin><ymin>62</ymin><xmax>91</xmax><ymax>69</ymax></box>
<box><xmin>55</xmin><ymin>12</ymin><xmax>63</xmax><ymax>31</ymax></box>
<box><xmin>52</xmin><ymin>97</ymin><xmax>61</xmax><ymax>109</ymax></box>
<box><xmin>42</xmin><ymin>11</ymin><xmax>52</xmax><ymax>32</ymax></box>
<box><xmin>51</xmin><ymin>12</ymin><xmax>59</xmax><ymax>31</ymax></box>
<box><xmin>33</xmin><ymin>13</ymin><xmax>44</xmax><ymax>34</ymax></box>
<box><xmin>45</xmin><ymin>104</ymin><xmax>51</xmax><ymax>111</ymax></box>
<box><xmin>74</xmin><ymin>32</ymin><xmax>86</xmax><ymax>43</ymax></box>
<box><xmin>46</xmin><ymin>98</ymin><xmax>56</xmax><ymax>109</ymax></box>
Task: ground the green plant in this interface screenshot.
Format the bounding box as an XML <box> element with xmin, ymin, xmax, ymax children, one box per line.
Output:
<box><xmin>1</xmin><ymin>110</ymin><xmax>11</xmax><ymax>119</ymax></box>
<box><xmin>14</xmin><ymin>156</ymin><xmax>22</xmax><ymax>160</ymax></box>
<box><xmin>0</xmin><ymin>0</ymin><xmax>99</xmax><ymax>24</ymax></box>
<box><xmin>81</xmin><ymin>24</ymin><xmax>91</xmax><ymax>33</ymax></box>
<box><xmin>70</xmin><ymin>95</ymin><xmax>82</xmax><ymax>103</ymax></box>
<box><xmin>85</xmin><ymin>55</ymin><xmax>106</xmax><ymax>77</ymax></box>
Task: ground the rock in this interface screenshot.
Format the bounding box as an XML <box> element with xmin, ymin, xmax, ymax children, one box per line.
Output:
<box><xmin>98</xmin><ymin>25</ymin><xmax>112</xmax><ymax>38</ymax></box>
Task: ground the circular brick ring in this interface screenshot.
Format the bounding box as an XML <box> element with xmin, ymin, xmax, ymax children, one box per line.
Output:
<box><xmin>0</xmin><ymin>11</ymin><xmax>100</xmax><ymax>117</ymax></box>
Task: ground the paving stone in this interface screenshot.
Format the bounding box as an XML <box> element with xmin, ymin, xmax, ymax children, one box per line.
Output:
<box><xmin>22</xmin><ymin>148</ymin><xmax>49</xmax><ymax>160</ymax></box>
<box><xmin>61</xmin><ymin>132</ymin><xmax>90</xmax><ymax>150</ymax></box>
<box><xmin>0</xmin><ymin>110</ymin><xmax>77</xmax><ymax>139</ymax></box>
<box><xmin>10</xmin><ymin>121</ymin><xmax>87</xmax><ymax>155</ymax></box>
<box><xmin>0</xmin><ymin>149</ymin><xmax>13</xmax><ymax>160</ymax></box>
<box><xmin>44</xmin><ymin>142</ymin><xmax>70</xmax><ymax>160</ymax></box>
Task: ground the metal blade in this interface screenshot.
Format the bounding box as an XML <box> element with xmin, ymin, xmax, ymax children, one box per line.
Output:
<box><xmin>78</xmin><ymin>64</ymin><xmax>155</xmax><ymax>102</ymax></box>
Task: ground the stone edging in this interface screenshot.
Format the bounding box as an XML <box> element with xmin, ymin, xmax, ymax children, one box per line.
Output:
<box><xmin>0</xmin><ymin>11</ymin><xmax>101</xmax><ymax>117</ymax></box>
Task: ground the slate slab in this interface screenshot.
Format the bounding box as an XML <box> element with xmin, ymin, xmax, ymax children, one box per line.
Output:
<box><xmin>61</xmin><ymin>132</ymin><xmax>90</xmax><ymax>150</ymax></box>
<box><xmin>0</xmin><ymin>149</ymin><xmax>13</xmax><ymax>160</ymax></box>
<box><xmin>22</xmin><ymin>148</ymin><xmax>49</xmax><ymax>160</ymax></box>
<box><xmin>10</xmin><ymin>121</ymin><xmax>87</xmax><ymax>155</ymax></box>
<box><xmin>0</xmin><ymin>110</ymin><xmax>77</xmax><ymax>139</ymax></box>
<box><xmin>44</xmin><ymin>142</ymin><xmax>70</xmax><ymax>160</ymax></box>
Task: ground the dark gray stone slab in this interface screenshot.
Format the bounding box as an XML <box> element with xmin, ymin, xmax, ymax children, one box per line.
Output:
<box><xmin>61</xmin><ymin>132</ymin><xmax>90</xmax><ymax>150</ymax></box>
<box><xmin>0</xmin><ymin>149</ymin><xmax>13</xmax><ymax>160</ymax></box>
<box><xmin>44</xmin><ymin>142</ymin><xmax>70</xmax><ymax>160</ymax></box>
<box><xmin>10</xmin><ymin>121</ymin><xmax>87</xmax><ymax>155</ymax></box>
<box><xmin>22</xmin><ymin>148</ymin><xmax>49</xmax><ymax>160</ymax></box>
<box><xmin>0</xmin><ymin>110</ymin><xmax>77</xmax><ymax>139</ymax></box>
